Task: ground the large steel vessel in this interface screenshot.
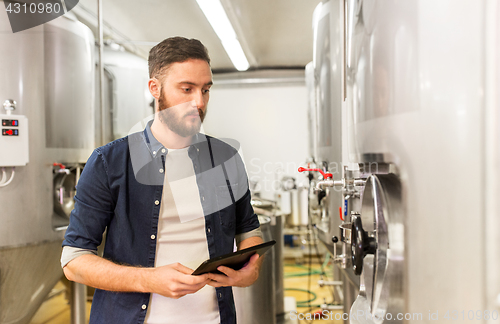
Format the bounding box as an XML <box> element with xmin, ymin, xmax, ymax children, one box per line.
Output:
<box><xmin>97</xmin><ymin>44</ymin><xmax>153</xmax><ymax>144</ymax></box>
<box><xmin>0</xmin><ymin>11</ymin><xmax>95</xmax><ymax>324</ymax></box>
<box><xmin>309</xmin><ymin>0</ymin><xmax>500</xmax><ymax>323</ymax></box>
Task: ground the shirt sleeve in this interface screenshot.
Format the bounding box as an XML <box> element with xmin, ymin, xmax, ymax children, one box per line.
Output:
<box><xmin>62</xmin><ymin>149</ymin><xmax>115</xmax><ymax>252</ymax></box>
<box><xmin>235</xmin><ymin>227</ymin><xmax>263</xmax><ymax>246</ymax></box>
<box><xmin>232</xmin><ymin>150</ymin><xmax>261</xmax><ymax>235</ymax></box>
<box><xmin>61</xmin><ymin>246</ymin><xmax>97</xmax><ymax>268</ymax></box>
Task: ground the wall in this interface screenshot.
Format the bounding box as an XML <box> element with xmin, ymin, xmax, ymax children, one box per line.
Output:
<box><xmin>202</xmin><ymin>83</ymin><xmax>309</xmax><ymax>200</ymax></box>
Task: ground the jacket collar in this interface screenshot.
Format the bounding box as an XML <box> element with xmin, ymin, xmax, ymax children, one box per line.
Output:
<box><xmin>142</xmin><ymin>119</ymin><xmax>205</xmax><ymax>159</ymax></box>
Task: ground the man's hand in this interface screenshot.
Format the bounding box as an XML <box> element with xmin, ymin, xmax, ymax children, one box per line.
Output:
<box><xmin>147</xmin><ymin>263</ymin><xmax>212</xmax><ymax>299</ymax></box>
<box><xmin>206</xmin><ymin>253</ymin><xmax>261</xmax><ymax>288</ymax></box>
<box><xmin>63</xmin><ymin>254</ymin><xmax>211</xmax><ymax>299</ymax></box>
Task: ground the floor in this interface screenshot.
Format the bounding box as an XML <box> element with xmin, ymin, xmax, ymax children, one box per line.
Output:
<box><xmin>30</xmin><ymin>281</ymin><xmax>92</xmax><ymax>324</ymax></box>
<box><xmin>282</xmin><ymin>257</ymin><xmax>343</xmax><ymax>324</ymax></box>
<box><xmin>30</xmin><ymin>253</ymin><xmax>343</xmax><ymax>324</ymax></box>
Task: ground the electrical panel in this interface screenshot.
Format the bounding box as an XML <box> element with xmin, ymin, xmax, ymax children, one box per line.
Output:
<box><xmin>0</xmin><ymin>114</ymin><xmax>29</xmax><ymax>166</ymax></box>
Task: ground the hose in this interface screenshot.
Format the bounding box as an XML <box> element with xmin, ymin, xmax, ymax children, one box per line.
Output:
<box><xmin>284</xmin><ymin>268</ymin><xmax>323</xmax><ymax>278</ymax></box>
<box><xmin>283</xmin><ymin>257</ymin><xmax>333</xmax><ymax>278</ymax></box>
<box><xmin>284</xmin><ymin>288</ymin><xmax>317</xmax><ymax>306</ymax></box>
<box><xmin>0</xmin><ymin>167</ymin><xmax>15</xmax><ymax>187</ymax></box>
<box><xmin>0</xmin><ymin>168</ymin><xmax>6</xmax><ymax>184</ymax></box>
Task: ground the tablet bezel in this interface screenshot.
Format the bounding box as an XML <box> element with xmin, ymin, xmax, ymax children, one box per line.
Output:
<box><xmin>191</xmin><ymin>240</ymin><xmax>276</xmax><ymax>275</ymax></box>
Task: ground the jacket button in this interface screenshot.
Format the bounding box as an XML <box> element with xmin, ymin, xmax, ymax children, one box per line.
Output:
<box><xmin>162</xmin><ymin>148</ymin><xmax>166</xmax><ymax>153</ymax></box>
<box><xmin>154</xmin><ymin>200</ymin><xmax>159</xmax><ymax>205</ymax></box>
<box><xmin>159</xmin><ymin>168</ymin><xmax>164</xmax><ymax>173</ymax></box>
<box><xmin>151</xmin><ymin>234</ymin><xmax>155</xmax><ymax>240</ymax></box>
<box><xmin>142</xmin><ymin>304</ymin><xmax>147</xmax><ymax>310</ymax></box>
<box><xmin>207</xmin><ymin>227</ymin><xmax>211</xmax><ymax>233</ymax></box>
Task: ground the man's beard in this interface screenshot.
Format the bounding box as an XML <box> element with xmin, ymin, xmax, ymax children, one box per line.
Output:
<box><xmin>157</xmin><ymin>90</ymin><xmax>206</xmax><ymax>137</ymax></box>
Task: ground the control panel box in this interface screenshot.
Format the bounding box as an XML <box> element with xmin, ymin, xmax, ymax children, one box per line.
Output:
<box><xmin>0</xmin><ymin>114</ymin><xmax>29</xmax><ymax>166</ymax></box>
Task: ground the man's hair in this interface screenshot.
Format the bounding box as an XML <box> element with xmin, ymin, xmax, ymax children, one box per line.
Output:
<box><xmin>148</xmin><ymin>37</ymin><xmax>211</xmax><ymax>80</ymax></box>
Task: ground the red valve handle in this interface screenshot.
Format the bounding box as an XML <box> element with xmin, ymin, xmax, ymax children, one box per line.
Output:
<box><xmin>53</xmin><ymin>162</ymin><xmax>66</xmax><ymax>169</ymax></box>
<box><xmin>298</xmin><ymin>167</ymin><xmax>333</xmax><ymax>179</ymax></box>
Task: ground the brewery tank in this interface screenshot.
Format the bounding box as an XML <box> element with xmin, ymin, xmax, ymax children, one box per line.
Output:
<box><xmin>269</xmin><ymin>212</ymin><xmax>285</xmax><ymax>316</ymax></box>
<box><xmin>0</xmin><ymin>11</ymin><xmax>95</xmax><ymax>324</ymax></box>
<box><xmin>97</xmin><ymin>43</ymin><xmax>153</xmax><ymax>144</ymax></box>
<box><xmin>233</xmin><ymin>216</ymin><xmax>276</xmax><ymax>324</ymax></box>
<box><xmin>305</xmin><ymin>62</ymin><xmax>317</xmax><ymax>160</ymax></box>
<box><xmin>339</xmin><ymin>0</ymin><xmax>500</xmax><ymax>322</ymax></box>
<box><xmin>306</xmin><ymin>1</ymin><xmax>351</xmax><ymax>312</ymax></box>
<box><xmin>252</xmin><ymin>199</ymin><xmax>286</xmax><ymax>316</ymax></box>
<box><xmin>310</xmin><ymin>0</ymin><xmax>344</xmax><ymax>254</ymax></box>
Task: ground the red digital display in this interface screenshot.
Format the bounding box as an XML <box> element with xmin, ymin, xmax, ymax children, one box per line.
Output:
<box><xmin>2</xmin><ymin>129</ymin><xmax>18</xmax><ymax>136</ymax></box>
<box><xmin>2</xmin><ymin>119</ymin><xmax>19</xmax><ymax>127</ymax></box>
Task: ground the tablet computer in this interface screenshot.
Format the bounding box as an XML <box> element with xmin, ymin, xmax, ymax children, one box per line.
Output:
<box><xmin>192</xmin><ymin>240</ymin><xmax>276</xmax><ymax>275</ymax></box>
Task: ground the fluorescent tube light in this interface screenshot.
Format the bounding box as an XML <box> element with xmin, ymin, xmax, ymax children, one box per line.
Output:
<box><xmin>196</xmin><ymin>0</ymin><xmax>250</xmax><ymax>71</ymax></box>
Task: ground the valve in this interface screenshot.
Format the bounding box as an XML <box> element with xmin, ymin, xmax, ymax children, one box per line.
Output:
<box><xmin>53</xmin><ymin>162</ymin><xmax>70</xmax><ymax>174</ymax></box>
<box><xmin>331</xmin><ymin>223</ymin><xmax>354</xmax><ymax>269</ymax></box>
<box><xmin>331</xmin><ymin>236</ymin><xmax>340</xmax><ymax>264</ymax></box>
<box><xmin>332</xmin><ymin>217</ymin><xmax>376</xmax><ymax>273</ymax></box>
<box><xmin>331</xmin><ymin>235</ymin><xmax>347</xmax><ymax>267</ymax></box>
<box><xmin>3</xmin><ymin>99</ymin><xmax>16</xmax><ymax>115</ymax></box>
<box><xmin>53</xmin><ymin>162</ymin><xmax>66</xmax><ymax>169</ymax></box>
<box><xmin>351</xmin><ymin>215</ymin><xmax>377</xmax><ymax>275</ymax></box>
<box><xmin>298</xmin><ymin>167</ymin><xmax>333</xmax><ymax>179</ymax></box>
<box><xmin>298</xmin><ymin>167</ymin><xmax>342</xmax><ymax>191</ymax></box>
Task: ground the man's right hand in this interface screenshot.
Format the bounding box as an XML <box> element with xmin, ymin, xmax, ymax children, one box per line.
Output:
<box><xmin>147</xmin><ymin>262</ymin><xmax>211</xmax><ymax>299</ymax></box>
<box><xmin>63</xmin><ymin>254</ymin><xmax>211</xmax><ymax>299</ymax></box>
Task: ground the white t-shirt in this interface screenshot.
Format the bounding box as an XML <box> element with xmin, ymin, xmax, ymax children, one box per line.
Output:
<box><xmin>144</xmin><ymin>147</ymin><xmax>220</xmax><ymax>324</ymax></box>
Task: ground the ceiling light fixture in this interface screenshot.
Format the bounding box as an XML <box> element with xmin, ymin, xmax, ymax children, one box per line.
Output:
<box><xmin>196</xmin><ymin>0</ymin><xmax>250</xmax><ymax>71</ymax></box>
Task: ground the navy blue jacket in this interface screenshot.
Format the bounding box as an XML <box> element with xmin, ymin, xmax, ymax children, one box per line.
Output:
<box><xmin>63</xmin><ymin>122</ymin><xmax>260</xmax><ymax>324</ymax></box>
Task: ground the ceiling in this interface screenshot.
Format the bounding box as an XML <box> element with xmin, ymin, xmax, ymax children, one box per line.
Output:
<box><xmin>74</xmin><ymin>0</ymin><xmax>322</xmax><ymax>72</ymax></box>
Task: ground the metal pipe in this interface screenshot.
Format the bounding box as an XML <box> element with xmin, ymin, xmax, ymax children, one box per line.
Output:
<box><xmin>318</xmin><ymin>279</ymin><xmax>343</xmax><ymax>287</ymax></box>
<box><xmin>315</xmin><ymin>179</ymin><xmax>343</xmax><ymax>191</ymax></box>
<box><xmin>98</xmin><ymin>0</ymin><xmax>105</xmax><ymax>146</ymax></box>
<box><xmin>70</xmin><ymin>4</ymin><xmax>144</xmax><ymax>58</ymax></box>
<box><xmin>213</xmin><ymin>76</ymin><xmax>305</xmax><ymax>87</ymax></box>
<box><xmin>71</xmin><ymin>165</ymin><xmax>87</xmax><ymax>324</ymax></box>
<box><xmin>320</xmin><ymin>303</ymin><xmax>344</xmax><ymax>311</ymax></box>
<box><xmin>71</xmin><ymin>282</ymin><xmax>87</xmax><ymax>324</ymax></box>
<box><xmin>315</xmin><ymin>179</ymin><xmax>334</xmax><ymax>190</ymax></box>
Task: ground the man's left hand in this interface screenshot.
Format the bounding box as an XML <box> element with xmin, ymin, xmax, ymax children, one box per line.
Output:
<box><xmin>207</xmin><ymin>254</ymin><xmax>261</xmax><ymax>288</ymax></box>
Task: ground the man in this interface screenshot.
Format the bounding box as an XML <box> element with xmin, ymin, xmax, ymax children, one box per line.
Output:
<box><xmin>61</xmin><ymin>37</ymin><xmax>264</xmax><ymax>324</ymax></box>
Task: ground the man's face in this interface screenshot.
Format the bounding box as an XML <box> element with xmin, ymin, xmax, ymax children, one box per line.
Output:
<box><xmin>156</xmin><ymin>59</ymin><xmax>213</xmax><ymax>137</ymax></box>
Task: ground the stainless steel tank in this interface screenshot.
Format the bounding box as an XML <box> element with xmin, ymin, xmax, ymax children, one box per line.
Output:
<box><xmin>311</xmin><ymin>0</ymin><xmax>344</xmax><ymax>256</ymax></box>
<box><xmin>269</xmin><ymin>212</ymin><xmax>285</xmax><ymax>316</ymax></box>
<box><xmin>287</xmin><ymin>186</ymin><xmax>309</xmax><ymax>227</ymax></box>
<box><xmin>0</xmin><ymin>11</ymin><xmax>95</xmax><ymax>324</ymax></box>
<box><xmin>340</xmin><ymin>0</ymin><xmax>500</xmax><ymax>322</ymax></box>
<box><xmin>96</xmin><ymin>44</ymin><xmax>153</xmax><ymax>144</ymax></box>
<box><xmin>233</xmin><ymin>216</ymin><xmax>276</xmax><ymax>324</ymax></box>
<box><xmin>252</xmin><ymin>198</ymin><xmax>285</xmax><ymax>317</ymax></box>
<box><xmin>305</xmin><ymin>62</ymin><xmax>317</xmax><ymax>160</ymax></box>
<box><xmin>309</xmin><ymin>1</ymin><xmax>353</xmax><ymax>314</ymax></box>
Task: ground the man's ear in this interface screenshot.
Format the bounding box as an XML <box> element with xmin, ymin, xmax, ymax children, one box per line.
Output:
<box><xmin>148</xmin><ymin>78</ymin><xmax>161</xmax><ymax>99</ymax></box>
